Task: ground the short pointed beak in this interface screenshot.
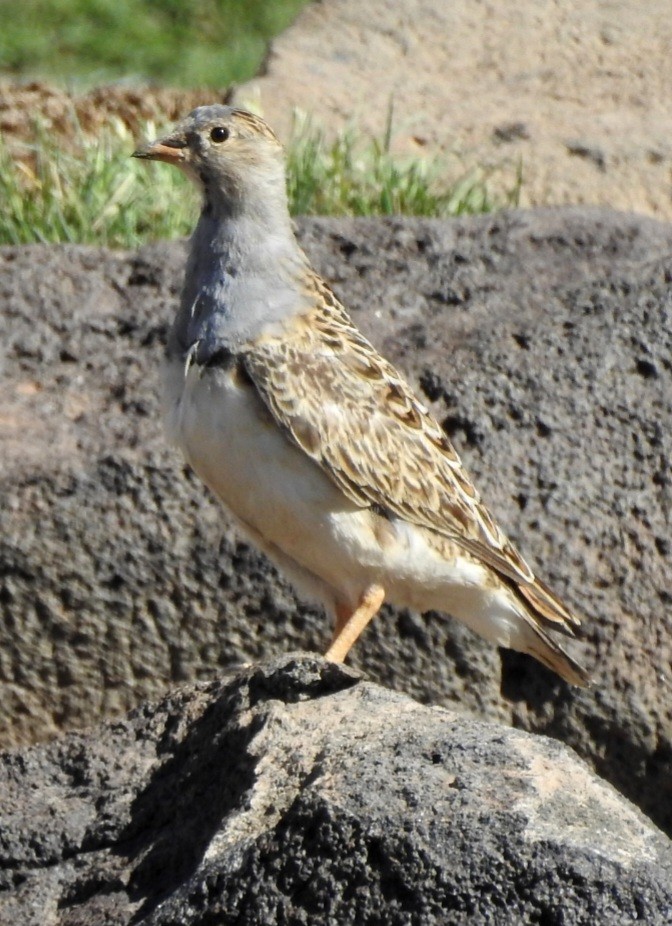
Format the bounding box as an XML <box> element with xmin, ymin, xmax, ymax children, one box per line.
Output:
<box><xmin>132</xmin><ymin>135</ymin><xmax>188</xmax><ymax>164</ymax></box>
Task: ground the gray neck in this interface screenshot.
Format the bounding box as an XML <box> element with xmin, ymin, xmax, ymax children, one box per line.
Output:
<box><xmin>168</xmin><ymin>197</ymin><xmax>308</xmax><ymax>361</ymax></box>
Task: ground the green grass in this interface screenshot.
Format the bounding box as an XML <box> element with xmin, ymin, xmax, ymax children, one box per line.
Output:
<box><xmin>0</xmin><ymin>118</ymin><xmax>196</xmax><ymax>247</ymax></box>
<box><xmin>0</xmin><ymin>113</ymin><xmax>522</xmax><ymax>248</ymax></box>
<box><xmin>0</xmin><ymin>1</ymin><xmax>522</xmax><ymax>246</ymax></box>
<box><xmin>0</xmin><ymin>0</ymin><xmax>310</xmax><ymax>88</ymax></box>
<box><xmin>287</xmin><ymin>112</ymin><xmax>521</xmax><ymax>219</ymax></box>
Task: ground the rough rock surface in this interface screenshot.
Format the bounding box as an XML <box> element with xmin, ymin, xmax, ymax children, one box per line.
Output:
<box><xmin>1</xmin><ymin>655</ymin><xmax>671</xmax><ymax>925</ymax></box>
<box><xmin>235</xmin><ymin>0</ymin><xmax>672</xmax><ymax>219</ymax></box>
<box><xmin>1</xmin><ymin>209</ymin><xmax>672</xmax><ymax>841</ymax></box>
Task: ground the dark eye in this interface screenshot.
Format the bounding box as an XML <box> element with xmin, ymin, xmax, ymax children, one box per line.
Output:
<box><xmin>210</xmin><ymin>126</ymin><xmax>230</xmax><ymax>143</ymax></box>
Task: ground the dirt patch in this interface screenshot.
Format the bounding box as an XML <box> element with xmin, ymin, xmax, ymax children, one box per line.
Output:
<box><xmin>3</xmin><ymin>2</ymin><xmax>671</xmax><ymax>219</ymax></box>
<box><xmin>0</xmin><ymin>80</ymin><xmax>230</xmax><ymax>150</ymax></box>
<box><xmin>233</xmin><ymin>0</ymin><xmax>672</xmax><ymax>219</ymax></box>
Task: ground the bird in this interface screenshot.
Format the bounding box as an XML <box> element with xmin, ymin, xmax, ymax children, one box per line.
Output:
<box><xmin>132</xmin><ymin>105</ymin><xmax>589</xmax><ymax>686</ymax></box>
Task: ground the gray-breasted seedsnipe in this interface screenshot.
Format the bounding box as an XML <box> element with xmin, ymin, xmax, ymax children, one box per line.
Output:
<box><xmin>133</xmin><ymin>105</ymin><xmax>589</xmax><ymax>685</ymax></box>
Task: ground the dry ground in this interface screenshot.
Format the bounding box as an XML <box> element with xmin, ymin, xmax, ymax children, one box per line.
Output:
<box><xmin>3</xmin><ymin>1</ymin><xmax>670</xmax><ymax>219</ymax></box>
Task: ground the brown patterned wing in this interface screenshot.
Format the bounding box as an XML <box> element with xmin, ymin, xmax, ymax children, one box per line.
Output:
<box><xmin>242</xmin><ymin>275</ymin><xmax>579</xmax><ymax>632</ymax></box>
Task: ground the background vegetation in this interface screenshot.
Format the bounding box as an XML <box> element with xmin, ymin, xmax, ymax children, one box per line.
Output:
<box><xmin>0</xmin><ymin>0</ymin><xmax>310</xmax><ymax>88</ymax></box>
<box><xmin>0</xmin><ymin>114</ymin><xmax>520</xmax><ymax>247</ymax></box>
<box><xmin>0</xmin><ymin>0</ymin><xmax>521</xmax><ymax>246</ymax></box>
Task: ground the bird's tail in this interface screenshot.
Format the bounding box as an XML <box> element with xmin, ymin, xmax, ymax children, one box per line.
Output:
<box><xmin>519</xmin><ymin>612</ymin><xmax>590</xmax><ymax>687</ymax></box>
<box><xmin>495</xmin><ymin>569</ymin><xmax>589</xmax><ymax>686</ymax></box>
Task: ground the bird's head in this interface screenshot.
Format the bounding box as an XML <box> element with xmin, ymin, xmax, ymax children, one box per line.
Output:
<box><xmin>133</xmin><ymin>105</ymin><xmax>287</xmax><ymax>219</ymax></box>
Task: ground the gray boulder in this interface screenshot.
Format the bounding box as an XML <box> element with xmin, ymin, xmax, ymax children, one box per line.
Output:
<box><xmin>1</xmin><ymin>208</ymin><xmax>671</xmax><ymax>838</ymax></box>
<box><xmin>1</xmin><ymin>655</ymin><xmax>670</xmax><ymax>925</ymax></box>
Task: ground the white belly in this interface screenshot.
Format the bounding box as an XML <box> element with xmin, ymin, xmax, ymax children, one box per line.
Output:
<box><xmin>164</xmin><ymin>358</ymin><xmax>382</xmax><ymax>605</ymax></box>
<box><xmin>162</xmin><ymin>356</ymin><xmax>529</xmax><ymax>651</ymax></box>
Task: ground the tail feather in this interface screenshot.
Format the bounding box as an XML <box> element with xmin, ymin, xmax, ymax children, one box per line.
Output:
<box><xmin>501</xmin><ymin>574</ymin><xmax>589</xmax><ymax>686</ymax></box>
<box><xmin>516</xmin><ymin>575</ymin><xmax>582</xmax><ymax>635</ymax></box>
<box><xmin>521</xmin><ymin>614</ymin><xmax>590</xmax><ymax>687</ymax></box>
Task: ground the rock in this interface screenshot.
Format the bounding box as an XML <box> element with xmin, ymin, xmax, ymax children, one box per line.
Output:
<box><xmin>1</xmin><ymin>655</ymin><xmax>670</xmax><ymax>925</ymax></box>
<box><xmin>1</xmin><ymin>208</ymin><xmax>672</xmax><ymax>841</ymax></box>
<box><xmin>234</xmin><ymin>0</ymin><xmax>672</xmax><ymax>219</ymax></box>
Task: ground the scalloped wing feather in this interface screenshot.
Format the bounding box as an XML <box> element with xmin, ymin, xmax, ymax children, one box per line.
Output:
<box><xmin>243</xmin><ymin>271</ymin><xmax>581</xmax><ymax>636</ymax></box>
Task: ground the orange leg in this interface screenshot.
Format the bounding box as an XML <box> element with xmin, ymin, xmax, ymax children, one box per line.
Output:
<box><xmin>324</xmin><ymin>584</ymin><xmax>385</xmax><ymax>663</ymax></box>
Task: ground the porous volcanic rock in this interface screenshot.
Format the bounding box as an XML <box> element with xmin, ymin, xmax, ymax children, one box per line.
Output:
<box><xmin>1</xmin><ymin>208</ymin><xmax>671</xmax><ymax>841</ymax></box>
<box><xmin>1</xmin><ymin>655</ymin><xmax>671</xmax><ymax>925</ymax></box>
